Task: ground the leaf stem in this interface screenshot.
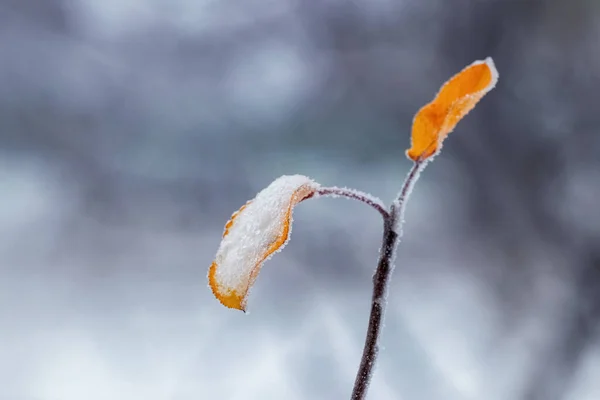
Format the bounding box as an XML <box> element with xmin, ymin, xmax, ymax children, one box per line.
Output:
<box><xmin>351</xmin><ymin>160</ymin><xmax>426</xmax><ymax>400</ymax></box>
<box><xmin>317</xmin><ymin>187</ymin><xmax>390</xmax><ymax>220</ymax></box>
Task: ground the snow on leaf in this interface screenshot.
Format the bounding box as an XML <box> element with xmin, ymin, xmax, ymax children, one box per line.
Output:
<box><xmin>208</xmin><ymin>175</ymin><xmax>320</xmax><ymax>311</ymax></box>
<box><xmin>406</xmin><ymin>57</ymin><xmax>499</xmax><ymax>162</ymax></box>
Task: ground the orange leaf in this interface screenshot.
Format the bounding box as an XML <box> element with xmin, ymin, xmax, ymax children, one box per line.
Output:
<box><xmin>406</xmin><ymin>57</ymin><xmax>498</xmax><ymax>162</ymax></box>
<box><xmin>208</xmin><ymin>175</ymin><xmax>319</xmax><ymax>311</ymax></box>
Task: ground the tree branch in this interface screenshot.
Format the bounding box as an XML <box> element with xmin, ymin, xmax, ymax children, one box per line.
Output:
<box><xmin>351</xmin><ymin>160</ymin><xmax>426</xmax><ymax>400</ymax></box>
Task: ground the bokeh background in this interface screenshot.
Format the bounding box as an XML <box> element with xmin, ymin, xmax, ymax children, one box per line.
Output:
<box><xmin>1</xmin><ymin>0</ymin><xmax>600</xmax><ymax>399</ymax></box>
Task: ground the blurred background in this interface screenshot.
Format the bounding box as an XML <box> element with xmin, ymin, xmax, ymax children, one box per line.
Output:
<box><xmin>1</xmin><ymin>0</ymin><xmax>600</xmax><ymax>399</ymax></box>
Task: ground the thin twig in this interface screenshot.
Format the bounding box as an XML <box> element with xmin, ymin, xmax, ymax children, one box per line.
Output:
<box><xmin>351</xmin><ymin>160</ymin><xmax>425</xmax><ymax>400</ymax></box>
<box><xmin>317</xmin><ymin>187</ymin><xmax>390</xmax><ymax>220</ymax></box>
<box><xmin>391</xmin><ymin>159</ymin><xmax>427</xmax><ymax>234</ymax></box>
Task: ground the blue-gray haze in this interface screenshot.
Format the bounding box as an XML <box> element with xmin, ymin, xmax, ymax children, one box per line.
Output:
<box><xmin>1</xmin><ymin>1</ymin><xmax>600</xmax><ymax>399</ymax></box>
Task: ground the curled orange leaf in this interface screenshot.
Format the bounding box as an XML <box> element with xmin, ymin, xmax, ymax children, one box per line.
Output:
<box><xmin>406</xmin><ymin>57</ymin><xmax>499</xmax><ymax>162</ymax></box>
<box><xmin>208</xmin><ymin>175</ymin><xmax>319</xmax><ymax>311</ymax></box>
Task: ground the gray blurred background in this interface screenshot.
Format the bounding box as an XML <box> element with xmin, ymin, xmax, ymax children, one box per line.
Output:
<box><xmin>1</xmin><ymin>0</ymin><xmax>600</xmax><ymax>399</ymax></box>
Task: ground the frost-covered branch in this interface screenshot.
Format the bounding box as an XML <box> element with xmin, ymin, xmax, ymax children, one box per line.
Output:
<box><xmin>208</xmin><ymin>57</ymin><xmax>499</xmax><ymax>400</ymax></box>
<box><xmin>351</xmin><ymin>160</ymin><xmax>426</xmax><ymax>400</ymax></box>
<box><xmin>350</xmin><ymin>57</ymin><xmax>498</xmax><ymax>398</ymax></box>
